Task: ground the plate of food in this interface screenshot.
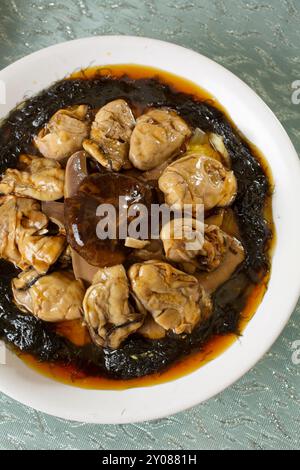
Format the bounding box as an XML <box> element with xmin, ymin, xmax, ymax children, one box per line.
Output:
<box><xmin>0</xmin><ymin>36</ymin><xmax>299</xmax><ymax>424</ymax></box>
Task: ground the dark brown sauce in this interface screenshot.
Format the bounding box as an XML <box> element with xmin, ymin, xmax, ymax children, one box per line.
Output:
<box><xmin>0</xmin><ymin>65</ymin><xmax>274</xmax><ymax>389</ymax></box>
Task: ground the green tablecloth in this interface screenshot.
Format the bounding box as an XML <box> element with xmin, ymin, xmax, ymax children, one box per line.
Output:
<box><xmin>0</xmin><ymin>0</ymin><xmax>299</xmax><ymax>450</ymax></box>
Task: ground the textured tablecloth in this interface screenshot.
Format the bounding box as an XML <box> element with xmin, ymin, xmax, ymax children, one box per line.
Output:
<box><xmin>0</xmin><ymin>0</ymin><xmax>299</xmax><ymax>451</ymax></box>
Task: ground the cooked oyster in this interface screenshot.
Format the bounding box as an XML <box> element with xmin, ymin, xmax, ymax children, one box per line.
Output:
<box><xmin>128</xmin><ymin>260</ymin><xmax>212</xmax><ymax>335</ymax></box>
<box><xmin>161</xmin><ymin>218</ymin><xmax>229</xmax><ymax>274</ymax></box>
<box><xmin>158</xmin><ymin>154</ymin><xmax>237</xmax><ymax>212</ymax></box>
<box><xmin>12</xmin><ymin>269</ymin><xmax>85</xmax><ymax>322</ymax></box>
<box><xmin>11</xmin><ymin>268</ymin><xmax>42</xmax><ymax>313</ymax></box>
<box><xmin>0</xmin><ymin>154</ymin><xmax>65</xmax><ymax>201</ymax></box>
<box><xmin>195</xmin><ymin>237</ymin><xmax>245</xmax><ymax>293</ymax></box>
<box><xmin>0</xmin><ymin>195</ymin><xmax>66</xmax><ymax>273</ymax></box>
<box><xmin>129</xmin><ymin>108</ymin><xmax>191</xmax><ymax>171</ymax></box>
<box><xmin>13</xmin><ymin>267</ymin><xmax>42</xmax><ymax>290</ymax></box>
<box><xmin>137</xmin><ymin>315</ymin><xmax>166</xmax><ymax>340</ymax></box>
<box><xmin>132</xmin><ymin>286</ymin><xmax>166</xmax><ymax>340</ymax></box>
<box><xmin>34</xmin><ymin>105</ymin><xmax>89</xmax><ymax>161</ymax></box>
<box><xmin>83</xmin><ymin>265</ymin><xmax>144</xmax><ymax>349</ymax></box>
<box><xmin>83</xmin><ymin>99</ymin><xmax>135</xmax><ymax>171</ymax></box>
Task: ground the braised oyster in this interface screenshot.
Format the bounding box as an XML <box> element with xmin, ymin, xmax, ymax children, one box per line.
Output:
<box><xmin>160</xmin><ymin>218</ymin><xmax>229</xmax><ymax>274</ymax></box>
<box><xmin>129</xmin><ymin>108</ymin><xmax>191</xmax><ymax>170</ymax></box>
<box><xmin>83</xmin><ymin>265</ymin><xmax>144</xmax><ymax>349</ymax></box>
<box><xmin>128</xmin><ymin>260</ymin><xmax>212</xmax><ymax>335</ymax></box>
<box><xmin>159</xmin><ymin>153</ymin><xmax>237</xmax><ymax>212</ymax></box>
<box><xmin>0</xmin><ymin>154</ymin><xmax>65</xmax><ymax>201</ymax></box>
<box><xmin>34</xmin><ymin>105</ymin><xmax>89</xmax><ymax>161</ymax></box>
<box><xmin>83</xmin><ymin>99</ymin><xmax>135</xmax><ymax>171</ymax></box>
<box><xmin>12</xmin><ymin>269</ymin><xmax>85</xmax><ymax>322</ymax></box>
<box><xmin>0</xmin><ymin>196</ymin><xmax>65</xmax><ymax>273</ymax></box>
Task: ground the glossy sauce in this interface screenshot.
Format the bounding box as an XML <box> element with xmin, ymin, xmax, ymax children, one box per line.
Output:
<box><xmin>17</xmin><ymin>65</ymin><xmax>274</xmax><ymax>390</ymax></box>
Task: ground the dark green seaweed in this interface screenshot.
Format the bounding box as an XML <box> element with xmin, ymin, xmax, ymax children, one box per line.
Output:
<box><xmin>0</xmin><ymin>76</ymin><xmax>271</xmax><ymax>379</ymax></box>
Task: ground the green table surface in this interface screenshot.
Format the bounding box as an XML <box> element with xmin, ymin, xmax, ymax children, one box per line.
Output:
<box><xmin>0</xmin><ymin>0</ymin><xmax>299</xmax><ymax>451</ymax></box>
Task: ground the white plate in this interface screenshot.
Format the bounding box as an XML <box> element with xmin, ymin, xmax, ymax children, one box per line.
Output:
<box><xmin>0</xmin><ymin>36</ymin><xmax>299</xmax><ymax>424</ymax></box>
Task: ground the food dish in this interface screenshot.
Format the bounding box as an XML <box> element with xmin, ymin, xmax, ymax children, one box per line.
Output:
<box><xmin>0</xmin><ymin>63</ymin><xmax>272</xmax><ymax>383</ymax></box>
<box><xmin>0</xmin><ymin>37</ymin><xmax>299</xmax><ymax>424</ymax></box>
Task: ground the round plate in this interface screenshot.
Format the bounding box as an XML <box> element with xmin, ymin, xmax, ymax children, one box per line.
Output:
<box><xmin>0</xmin><ymin>36</ymin><xmax>299</xmax><ymax>424</ymax></box>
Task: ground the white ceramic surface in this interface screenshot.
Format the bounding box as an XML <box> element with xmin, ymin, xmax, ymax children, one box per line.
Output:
<box><xmin>0</xmin><ymin>36</ymin><xmax>299</xmax><ymax>424</ymax></box>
